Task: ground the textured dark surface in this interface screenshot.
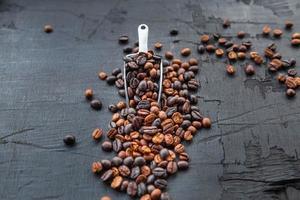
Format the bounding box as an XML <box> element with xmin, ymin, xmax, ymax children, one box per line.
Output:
<box><xmin>0</xmin><ymin>0</ymin><xmax>300</xmax><ymax>199</ymax></box>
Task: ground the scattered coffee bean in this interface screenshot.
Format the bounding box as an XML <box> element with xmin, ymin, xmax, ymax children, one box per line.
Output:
<box><xmin>285</xmin><ymin>20</ymin><xmax>293</xmax><ymax>29</ymax></box>
<box><xmin>197</xmin><ymin>45</ymin><xmax>205</xmax><ymax>54</ymax></box>
<box><xmin>277</xmin><ymin>74</ymin><xmax>286</xmax><ymax>83</ymax></box>
<box><xmin>273</xmin><ymin>29</ymin><xmax>283</xmax><ymax>37</ymax></box>
<box><xmin>106</xmin><ymin>75</ymin><xmax>117</xmax><ymax>85</ymax></box>
<box><xmin>202</xmin><ymin>117</ymin><xmax>211</xmax><ymax>128</ymax></box>
<box><xmin>291</xmin><ymin>39</ymin><xmax>300</xmax><ymax>46</ymax></box>
<box><xmin>98</xmin><ymin>71</ymin><xmax>107</xmax><ymax>80</ymax></box>
<box><xmin>237</xmin><ymin>31</ymin><xmax>246</xmax><ymax>38</ymax></box>
<box><xmin>151</xmin><ymin>188</ymin><xmax>162</xmax><ymax>200</ymax></box>
<box><xmin>92</xmin><ymin>161</ymin><xmax>103</xmax><ymax>173</ymax></box>
<box><xmin>92</xmin><ymin>128</ymin><xmax>103</xmax><ymax>140</ymax></box>
<box><xmin>200</xmin><ymin>34</ymin><xmax>210</xmax><ymax>43</ymax></box>
<box><xmin>63</xmin><ymin>134</ymin><xmax>76</xmax><ymax>146</ymax></box>
<box><xmin>101</xmin><ymin>196</ymin><xmax>111</xmax><ymax>200</ymax></box>
<box><xmin>154</xmin><ymin>42</ymin><xmax>163</xmax><ymax>50</ymax></box>
<box><xmin>287</xmin><ymin>69</ymin><xmax>297</xmax><ymax>77</ymax></box>
<box><xmin>102</xmin><ymin>141</ymin><xmax>113</xmax><ymax>152</ymax></box>
<box><xmin>286</xmin><ymin>88</ymin><xmax>296</xmax><ymax>97</ymax></box>
<box><xmin>206</xmin><ymin>44</ymin><xmax>216</xmax><ymax>53</ymax></box>
<box><xmin>90</xmin><ymin>99</ymin><xmax>102</xmax><ymax>110</ymax></box>
<box><xmin>165</xmin><ymin>51</ymin><xmax>174</xmax><ymax>60</ymax></box>
<box><xmin>223</xmin><ymin>18</ymin><xmax>230</xmax><ymax>28</ymax></box>
<box><xmin>262</xmin><ymin>25</ymin><xmax>271</xmax><ymax>35</ymax></box>
<box><xmin>44</xmin><ymin>25</ymin><xmax>53</xmax><ymax>33</ymax></box>
<box><xmin>119</xmin><ymin>35</ymin><xmax>129</xmax><ymax>44</ymax></box>
<box><xmin>169</xmin><ymin>29</ymin><xmax>178</xmax><ymax>36</ymax></box>
<box><xmin>226</xmin><ymin>65</ymin><xmax>236</xmax><ymax>75</ymax></box>
<box><xmin>215</xmin><ymin>48</ymin><xmax>224</xmax><ymax>57</ymax></box>
<box><xmin>181</xmin><ymin>48</ymin><xmax>191</xmax><ymax>56</ymax></box>
<box><xmin>177</xmin><ymin>160</ymin><xmax>189</xmax><ymax>170</ymax></box>
<box><xmin>244</xmin><ymin>64</ymin><xmax>255</xmax><ymax>76</ymax></box>
<box><xmin>123</xmin><ymin>46</ymin><xmax>133</xmax><ymax>53</ymax></box>
<box><xmin>85</xmin><ymin>88</ymin><xmax>93</xmax><ymax>100</ymax></box>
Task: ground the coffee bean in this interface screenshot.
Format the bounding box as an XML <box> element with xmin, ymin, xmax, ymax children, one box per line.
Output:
<box><xmin>200</xmin><ymin>34</ymin><xmax>210</xmax><ymax>43</ymax></box>
<box><xmin>153</xmin><ymin>167</ymin><xmax>167</xmax><ymax>177</ymax></box>
<box><xmin>140</xmin><ymin>194</ymin><xmax>151</xmax><ymax>200</ymax></box>
<box><xmin>111</xmin><ymin>156</ymin><xmax>123</xmax><ymax>166</ymax></box>
<box><xmin>154</xmin><ymin>42</ymin><xmax>163</xmax><ymax>50</ymax></box>
<box><xmin>112</xmin><ymin>139</ymin><xmax>122</xmax><ymax>152</ymax></box>
<box><xmin>154</xmin><ymin>179</ymin><xmax>168</xmax><ymax>190</ymax></box>
<box><xmin>106</xmin><ymin>75</ymin><xmax>117</xmax><ymax>85</ymax></box>
<box><xmin>167</xmin><ymin>161</ymin><xmax>178</xmax><ymax>174</ymax></box>
<box><xmin>197</xmin><ymin>45</ymin><xmax>205</xmax><ymax>54</ymax></box>
<box><xmin>101</xmin><ymin>141</ymin><xmax>112</xmax><ymax>151</ymax></box>
<box><xmin>181</xmin><ymin>48</ymin><xmax>191</xmax><ymax>56</ymax></box>
<box><xmin>137</xmin><ymin>182</ymin><xmax>147</xmax><ymax>197</ymax></box>
<box><xmin>134</xmin><ymin>156</ymin><xmax>146</xmax><ymax>166</ymax></box>
<box><xmin>101</xmin><ymin>196</ymin><xmax>111</xmax><ymax>200</ymax></box>
<box><xmin>206</xmin><ymin>44</ymin><xmax>216</xmax><ymax>53</ymax></box>
<box><xmin>118</xmin><ymin>165</ymin><xmax>130</xmax><ymax>177</ymax></box>
<box><xmin>287</xmin><ymin>69</ymin><xmax>297</xmax><ymax>77</ymax></box>
<box><xmin>63</xmin><ymin>134</ymin><xmax>76</xmax><ymax>146</ymax></box>
<box><xmin>215</xmin><ymin>48</ymin><xmax>224</xmax><ymax>57</ymax></box>
<box><xmin>92</xmin><ymin>161</ymin><xmax>103</xmax><ymax>173</ymax></box>
<box><xmin>177</xmin><ymin>160</ymin><xmax>189</xmax><ymax>170</ymax></box>
<box><xmin>130</xmin><ymin>166</ymin><xmax>140</xmax><ymax>179</ymax></box>
<box><xmin>223</xmin><ymin>18</ymin><xmax>230</xmax><ymax>28</ymax></box>
<box><xmin>92</xmin><ymin>128</ymin><xmax>103</xmax><ymax>140</ymax></box>
<box><xmin>101</xmin><ymin>159</ymin><xmax>111</xmax><ymax>169</ymax></box>
<box><xmin>169</xmin><ymin>29</ymin><xmax>178</xmax><ymax>36</ymax></box>
<box><xmin>85</xmin><ymin>88</ymin><xmax>93</xmax><ymax>100</ymax></box>
<box><xmin>101</xmin><ymin>169</ymin><xmax>113</xmax><ymax>181</ymax></box>
<box><xmin>112</xmin><ymin>68</ymin><xmax>121</xmax><ymax>76</ymax></box>
<box><xmin>123</xmin><ymin>46</ymin><xmax>133</xmax><ymax>53</ymax></box>
<box><xmin>292</xmin><ymin>33</ymin><xmax>300</xmax><ymax>39</ymax></box>
<box><xmin>90</xmin><ymin>99</ymin><xmax>102</xmax><ymax>110</ymax></box>
<box><xmin>237</xmin><ymin>31</ymin><xmax>246</xmax><ymax>38</ymax></box>
<box><xmin>285</xmin><ymin>20</ymin><xmax>293</xmax><ymax>29</ymax></box>
<box><xmin>151</xmin><ymin>188</ymin><xmax>162</xmax><ymax>200</ymax></box>
<box><xmin>226</xmin><ymin>65</ymin><xmax>236</xmax><ymax>75</ymax></box>
<box><xmin>291</xmin><ymin>39</ymin><xmax>300</xmax><ymax>46</ymax></box>
<box><xmin>262</xmin><ymin>25</ymin><xmax>271</xmax><ymax>35</ymax></box>
<box><xmin>98</xmin><ymin>71</ymin><xmax>107</xmax><ymax>80</ymax></box>
<box><xmin>111</xmin><ymin>176</ymin><xmax>123</xmax><ymax>189</ymax></box>
<box><xmin>119</xmin><ymin>35</ymin><xmax>129</xmax><ymax>44</ymax></box>
<box><xmin>127</xmin><ymin>181</ymin><xmax>137</xmax><ymax>197</ymax></box>
<box><xmin>273</xmin><ymin>29</ymin><xmax>283</xmax><ymax>37</ymax></box>
<box><xmin>244</xmin><ymin>64</ymin><xmax>255</xmax><ymax>76</ymax></box>
<box><xmin>290</xmin><ymin>58</ymin><xmax>296</xmax><ymax>66</ymax></box>
<box><xmin>202</xmin><ymin>117</ymin><xmax>212</xmax><ymax>128</ymax></box>
<box><xmin>44</xmin><ymin>25</ymin><xmax>53</xmax><ymax>33</ymax></box>
<box><xmin>286</xmin><ymin>89</ymin><xmax>296</xmax><ymax>97</ymax></box>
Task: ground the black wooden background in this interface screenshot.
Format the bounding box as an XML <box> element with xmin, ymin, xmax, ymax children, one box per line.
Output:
<box><xmin>1</xmin><ymin>0</ymin><xmax>300</xmax><ymax>199</ymax></box>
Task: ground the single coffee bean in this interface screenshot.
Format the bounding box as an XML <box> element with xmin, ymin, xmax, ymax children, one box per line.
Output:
<box><xmin>119</xmin><ymin>165</ymin><xmax>130</xmax><ymax>177</ymax></box>
<box><xmin>108</xmin><ymin>104</ymin><xmax>118</xmax><ymax>113</ymax></box>
<box><xmin>244</xmin><ymin>64</ymin><xmax>255</xmax><ymax>76</ymax></box>
<box><xmin>200</xmin><ymin>34</ymin><xmax>210</xmax><ymax>43</ymax></box>
<box><xmin>120</xmin><ymin>180</ymin><xmax>129</xmax><ymax>192</ymax></box>
<box><xmin>285</xmin><ymin>20</ymin><xmax>293</xmax><ymax>29</ymax></box>
<box><xmin>262</xmin><ymin>25</ymin><xmax>271</xmax><ymax>35</ymax></box>
<box><xmin>140</xmin><ymin>194</ymin><xmax>151</xmax><ymax>200</ymax></box>
<box><xmin>134</xmin><ymin>156</ymin><xmax>146</xmax><ymax>166</ymax></box>
<box><xmin>181</xmin><ymin>48</ymin><xmax>191</xmax><ymax>56</ymax></box>
<box><xmin>90</xmin><ymin>99</ymin><xmax>102</xmax><ymax>110</ymax></box>
<box><xmin>101</xmin><ymin>169</ymin><xmax>113</xmax><ymax>181</ymax></box>
<box><xmin>106</xmin><ymin>75</ymin><xmax>117</xmax><ymax>85</ymax></box>
<box><xmin>63</xmin><ymin>134</ymin><xmax>76</xmax><ymax>146</ymax></box>
<box><xmin>92</xmin><ymin>161</ymin><xmax>103</xmax><ymax>173</ymax></box>
<box><xmin>287</xmin><ymin>69</ymin><xmax>297</xmax><ymax>77</ymax></box>
<box><xmin>273</xmin><ymin>29</ymin><xmax>283</xmax><ymax>37</ymax></box>
<box><xmin>286</xmin><ymin>89</ymin><xmax>296</xmax><ymax>97</ymax></box>
<box><xmin>101</xmin><ymin>159</ymin><xmax>111</xmax><ymax>169</ymax></box>
<box><xmin>137</xmin><ymin>182</ymin><xmax>147</xmax><ymax>197</ymax></box>
<box><xmin>123</xmin><ymin>46</ymin><xmax>133</xmax><ymax>53</ymax></box>
<box><xmin>119</xmin><ymin>35</ymin><xmax>129</xmax><ymax>44</ymax></box>
<box><xmin>153</xmin><ymin>167</ymin><xmax>167</xmax><ymax>177</ymax></box>
<box><xmin>197</xmin><ymin>45</ymin><xmax>205</xmax><ymax>54</ymax></box>
<box><xmin>165</xmin><ymin>51</ymin><xmax>174</xmax><ymax>60</ymax></box>
<box><xmin>277</xmin><ymin>74</ymin><xmax>286</xmax><ymax>83</ymax></box>
<box><xmin>130</xmin><ymin>166</ymin><xmax>141</xmax><ymax>179</ymax></box>
<box><xmin>127</xmin><ymin>181</ymin><xmax>137</xmax><ymax>197</ymax></box>
<box><xmin>169</xmin><ymin>29</ymin><xmax>178</xmax><ymax>36</ymax></box>
<box><xmin>215</xmin><ymin>48</ymin><xmax>224</xmax><ymax>57</ymax></box>
<box><xmin>111</xmin><ymin>176</ymin><xmax>123</xmax><ymax>189</ymax></box>
<box><xmin>92</xmin><ymin>128</ymin><xmax>103</xmax><ymax>140</ymax></box>
<box><xmin>202</xmin><ymin>117</ymin><xmax>212</xmax><ymax>128</ymax></box>
<box><xmin>101</xmin><ymin>196</ymin><xmax>111</xmax><ymax>200</ymax></box>
<box><xmin>223</xmin><ymin>18</ymin><xmax>230</xmax><ymax>28</ymax></box>
<box><xmin>151</xmin><ymin>188</ymin><xmax>162</xmax><ymax>200</ymax></box>
<box><xmin>226</xmin><ymin>65</ymin><xmax>236</xmax><ymax>75</ymax></box>
<box><xmin>206</xmin><ymin>44</ymin><xmax>216</xmax><ymax>53</ymax></box>
<box><xmin>167</xmin><ymin>161</ymin><xmax>178</xmax><ymax>174</ymax></box>
<box><xmin>290</xmin><ymin>58</ymin><xmax>296</xmax><ymax>66</ymax></box>
<box><xmin>291</xmin><ymin>39</ymin><xmax>300</xmax><ymax>46</ymax></box>
<box><xmin>112</xmin><ymin>68</ymin><xmax>121</xmax><ymax>76</ymax></box>
<box><xmin>160</xmin><ymin>148</ymin><xmax>169</xmax><ymax>159</ymax></box>
<box><xmin>237</xmin><ymin>31</ymin><xmax>246</xmax><ymax>38</ymax></box>
<box><xmin>177</xmin><ymin>160</ymin><xmax>189</xmax><ymax>170</ymax></box>
<box><xmin>44</xmin><ymin>25</ymin><xmax>53</xmax><ymax>33</ymax></box>
<box><xmin>147</xmin><ymin>174</ymin><xmax>156</xmax><ymax>184</ymax></box>
<box><xmin>292</xmin><ymin>33</ymin><xmax>300</xmax><ymax>39</ymax></box>
<box><xmin>101</xmin><ymin>141</ymin><xmax>113</xmax><ymax>152</ymax></box>
<box><xmin>112</xmin><ymin>139</ymin><xmax>122</xmax><ymax>152</ymax></box>
<box><xmin>84</xmin><ymin>88</ymin><xmax>93</xmax><ymax>100</ymax></box>
<box><xmin>154</xmin><ymin>42</ymin><xmax>163</xmax><ymax>50</ymax></box>
<box><xmin>111</xmin><ymin>156</ymin><xmax>123</xmax><ymax>166</ymax></box>
<box><xmin>98</xmin><ymin>71</ymin><xmax>107</xmax><ymax>80</ymax></box>
<box><xmin>154</xmin><ymin>179</ymin><xmax>168</xmax><ymax>190</ymax></box>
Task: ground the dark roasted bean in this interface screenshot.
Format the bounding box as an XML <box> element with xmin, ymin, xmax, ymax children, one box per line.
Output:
<box><xmin>111</xmin><ymin>156</ymin><xmax>123</xmax><ymax>166</ymax></box>
<box><xmin>119</xmin><ymin>35</ymin><xmax>129</xmax><ymax>44</ymax></box>
<box><xmin>63</xmin><ymin>134</ymin><xmax>76</xmax><ymax>146</ymax></box>
<box><xmin>90</xmin><ymin>99</ymin><xmax>102</xmax><ymax>110</ymax></box>
<box><xmin>106</xmin><ymin>75</ymin><xmax>117</xmax><ymax>85</ymax></box>
<box><xmin>113</xmin><ymin>139</ymin><xmax>122</xmax><ymax>152</ymax></box>
<box><xmin>137</xmin><ymin>183</ymin><xmax>147</xmax><ymax>197</ymax></box>
<box><xmin>130</xmin><ymin>166</ymin><xmax>140</xmax><ymax>179</ymax></box>
<box><xmin>154</xmin><ymin>179</ymin><xmax>168</xmax><ymax>190</ymax></box>
<box><xmin>127</xmin><ymin>181</ymin><xmax>137</xmax><ymax>197</ymax></box>
<box><xmin>167</xmin><ymin>161</ymin><xmax>178</xmax><ymax>174</ymax></box>
<box><xmin>101</xmin><ymin>169</ymin><xmax>113</xmax><ymax>181</ymax></box>
<box><xmin>123</xmin><ymin>156</ymin><xmax>134</xmax><ymax>166</ymax></box>
<box><xmin>134</xmin><ymin>156</ymin><xmax>146</xmax><ymax>166</ymax></box>
<box><xmin>101</xmin><ymin>159</ymin><xmax>111</xmax><ymax>169</ymax></box>
<box><xmin>160</xmin><ymin>148</ymin><xmax>169</xmax><ymax>159</ymax></box>
<box><xmin>153</xmin><ymin>167</ymin><xmax>167</xmax><ymax>177</ymax></box>
<box><xmin>102</xmin><ymin>141</ymin><xmax>113</xmax><ymax>152</ymax></box>
<box><xmin>177</xmin><ymin>161</ymin><xmax>189</xmax><ymax>170</ymax></box>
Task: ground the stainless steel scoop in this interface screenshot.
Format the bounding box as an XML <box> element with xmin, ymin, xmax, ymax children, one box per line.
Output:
<box><xmin>123</xmin><ymin>24</ymin><xmax>163</xmax><ymax>107</ymax></box>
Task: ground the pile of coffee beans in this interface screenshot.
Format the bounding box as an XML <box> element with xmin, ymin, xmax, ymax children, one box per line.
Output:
<box><xmin>92</xmin><ymin>51</ymin><xmax>210</xmax><ymax>200</ymax></box>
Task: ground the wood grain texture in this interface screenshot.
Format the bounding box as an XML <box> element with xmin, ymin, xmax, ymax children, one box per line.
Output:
<box><xmin>0</xmin><ymin>0</ymin><xmax>300</xmax><ymax>199</ymax></box>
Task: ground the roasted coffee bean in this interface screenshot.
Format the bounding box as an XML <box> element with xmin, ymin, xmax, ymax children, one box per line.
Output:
<box><xmin>102</xmin><ymin>141</ymin><xmax>113</xmax><ymax>152</ymax></box>
<box><xmin>111</xmin><ymin>156</ymin><xmax>123</xmax><ymax>166</ymax></box>
<box><xmin>285</xmin><ymin>77</ymin><xmax>297</xmax><ymax>89</ymax></box>
<box><xmin>161</xmin><ymin>192</ymin><xmax>172</xmax><ymax>200</ymax></box>
<box><xmin>101</xmin><ymin>196</ymin><xmax>111</xmax><ymax>200</ymax></box>
<box><xmin>244</xmin><ymin>64</ymin><xmax>255</xmax><ymax>75</ymax></box>
<box><xmin>106</xmin><ymin>75</ymin><xmax>117</xmax><ymax>85</ymax></box>
<box><xmin>127</xmin><ymin>181</ymin><xmax>137</xmax><ymax>197</ymax></box>
<box><xmin>202</xmin><ymin>117</ymin><xmax>212</xmax><ymax>128</ymax></box>
<box><xmin>177</xmin><ymin>161</ymin><xmax>189</xmax><ymax>170</ymax></box>
<box><xmin>153</xmin><ymin>167</ymin><xmax>167</xmax><ymax>177</ymax></box>
<box><xmin>197</xmin><ymin>45</ymin><xmax>205</xmax><ymax>54</ymax></box>
<box><xmin>120</xmin><ymin>180</ymin><xmax>129</xmax><ymax>192</ymax></box>
<box><xmin>170</xmin><ymin>29</ymin><xmax>178</xmax><ymax>36</ymax></box>
<box><xmin>286</xmin><ymin>88</ymin><xmax>296</xmax><ymax>97</ymax></box>
<box><xmin>130</xmin><ymin>166</ymin><xmax>141</xmax><ymax>179</ymax></box>
<box><xmin>237</xmin><ymin>31</ymin><xmax>246</xmax><ymax>38</ymax></box>
<box><xmin>141</xmin><ymin>126</ymin><xmax>158</xmax><ymax>135</ymax></box>
<box><xmin>111</xmin><ymin>176</ymin><xmax>123</xmax><ymax>189</ymax></box>
<box><xmin>262</xmin><ymin>25</ymin><xmax>271</xmax><ymax>35</ymax></box>
<box><xmin>154</xmin><ymin>42</ymin><xmax>163</xmax><ymax>50</ymax></box>
<box><xmin>181</xmin><ymin>48</ymin><xmax>191</xmax><ymax>56</ymax></box>
<box><xmin>223</xmin><ymin>18</ymin><xmax>230</xmax><ymax>28</ymax></box>
<box><xmin>137</xmin><ymin>182</ymin><xmax>147</xmax><ymax>197</ymax></box>
<box><xmin>92</xmin><ymin>161</ymin><xmax>103</xmax><ymax>173</ymax></box>
<box><xmin>224</xmin><ymin>41</ymin><xmax>233</xmax><ymax>48</ymax></box>
<box><xmin>287</xmin><ymin>69</ymin><xmax>297</xmax><ymax>77</ymax></box>
<box><xmin>90</xmin><ymin>99</ymin><xmax>102</xmax><ymax>110</ymax></box>
<box><xmin>44</xmin><ymin>25</ymin><xmax>53</xmax><ymax>33</ymax></box>
<box><xmin>226</xmin><ymin>65</ymin><xmax>235</xmax><ymax>75</ymax></box>
<box><xmin>292</xmin><ymin>33</ymin><xmax>300</xmax><ymax>39</ymax></box>
<box><xmin>213</xmin><ymin>33</ymin><xmax>221</xmax><ymax>40</ymax></box>
<box><xmin>160</xmin><ymin>148</ymin><xmax>169</xmax><ymax>159</ymax></box>
<box><xmin>118</xmin><ymin>89</ymin><xmax>125</xmax><ymax>97</ymax></box>
<box><xmin>206</xmin><ymin>44</ymin><xmax>216</xmax><ymax>52</ymax></box>
<box><xmin>154</xmin><ymin>179</ymin><xmax>168</xmax><ymax>190</ymax></box>
<box><xmin>167</xmin><ymin>161</ymin><xmax>178</xmax><ymax>174</ymax></box>
<box><xmin>119</xmin><ymin>35</ymin><xmax>129</xmax><ymax>44</ymax></box>
<box><xmin>187</xmin><ymin>79</ymin><xmax>199</xmax><ymax>90</ymax></box>
<box><xmin>228</xmin><ymin>51</ymin><xmax>237</xmax><ymax>61</ymax></box>
<box><xmin>151</xmin><ymin>189</ymin><xmax>162</xmax><ymax>200</ymax></box>
<box><xmin>277</xmin><ymin>74</ymin><xmax>286</xmax><ymax>83</ymax></box>
<box><xmin>115</xmin><ymin>79</ymin><xmax>124</xmax><ymax>89</ymax></box>
<box><xmin>63</xmin><ymin>134</ymin><xmax>76</xmax><ymax>146</ymax></box>
<box><xmin>215</xmin><ymin>48</ymin><xmax>224</xmax><ymax>57</ymax></box>
<box><xmin>112</xmin><ymin>139</ymin><xmax>122</xmax><ymax>152</ymax></box>
<box><xmin>108</xmin><ymin>104</ymin><xmax>118</xmax><ymax>113</ymax></box>
<box><xmin>98</xmin><ymin>71</ymin><xmax>107</xmax><ymax>80</ymax></box>
<box><xmin>191</xmin><ymin>110</ymin><xmax>203</xmax><ymax>121</ymax></box>
<box><xmin>291</xmin><ymin>39</ymin><xmax>300</xmax><ymax>46</ymax></box>
<box><xmin>134</xmin><ymin>157</ymin><xmax>146</xmax><ymax>166</ymax></box>
<box><xmin>273</xmin><ymin>29</ymin><xmax>283</xmax><ymax>37</ymax></box>
<box><xmin>200</xmin><ymin>34</ymin><xmax>210</xmax><ymax>43</ymax></box>
<box><xmin>123</xmin><ymin>46</ymin><xmax>133</xmax><ymax>53</ymax></box>
<box><xmin>101</xmin><ymin>169</ymin><xmax>113</xmax><ymax>181</ymax></box>
<box><xmin>119</xmin><ymin>165</ymin><xmax>131</xmax><ymax>177</ymax></box>
<box><xmin>290</xmin><ymin>58</ymin><xmax>296</xmax><ymax>66</ymax></box>
<box><xmin>92</xmin><ymin>128</ymin><xmax>103</xmax><ymax>140</ymax></box>
<box><xmin>136</xmin><ymin>54</ymin><xmax>147</xmax><ymax>66</ymax></box>
<box><xmin>101</xmin><ymin>159</ymin><xmax>111</xmax><ymax>169</ymax></box>
<box><xmin>84</xmin><ymin>88</ymin><xmax>93</xmax><ymax>100</ymax></box>
<box><xmin>285</xmin><ymin>20</ymin><xmax>293</xmax><ymax>29</ymax></box>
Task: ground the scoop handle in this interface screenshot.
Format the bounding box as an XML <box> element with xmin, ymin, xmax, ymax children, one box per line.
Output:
<box><xmin>138</xmin><ymin>24</ymin><xmax>148</xmax><ymax>53</ymax></box>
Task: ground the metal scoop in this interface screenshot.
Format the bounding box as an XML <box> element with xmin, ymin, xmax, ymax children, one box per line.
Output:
<box><xmin>123</xmin><ymin>24</ymin><xmax>163</xmax><ymax>107</ymax></box>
